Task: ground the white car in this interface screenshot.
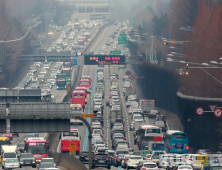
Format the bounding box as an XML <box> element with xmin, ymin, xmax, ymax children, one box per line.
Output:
<box><xmin>178</xmin><ymin>165</ymin><xmax>193</xmax><ymax>170</ymax></box>
<box><xmin>132</xmin><ymin>114</ymin><xmax>143</xmax><ymax>122</ymax></box>
<box><xmin>127</xmin><ymin>155</ymin><xmax>143</xmax><ymax>169</ymax></box>
<box><xmin>141</xmin><ymin>162</ymin><xmax>158</xmax><ymax>170</ymax></box>
<box><xmin>4</xmin><ymin>158</ymin><xmax>20</xmax><ymax>170</ymax></box>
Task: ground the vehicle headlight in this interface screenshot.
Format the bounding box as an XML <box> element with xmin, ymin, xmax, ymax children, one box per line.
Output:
<box><xmin>65</xmin><ymin>86</ymin><xmax>66</xmax><ymax>88</ymax></box>
<box><xmin>57</xmin><ymin>86</ymin><xmax>59</xmax><ymax>88</ymax></box>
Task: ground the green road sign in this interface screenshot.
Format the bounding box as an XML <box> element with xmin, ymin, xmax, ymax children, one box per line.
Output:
<box><xmin>118</xmin><ymin>40</ymin><xmax>127</xmax><ymax>45</ymax></box>
<box><xmin>140</xmin><ymin>150</ymin><xmax>152</xmax><ymax>158</ymax></box>
<box><xmin>118</xmin><ymin>37</ymin><xmax>127</xmax><ymax>41</ymax></box>
<box><xmin>120</xmin><ymin>34</ymin><xmax>127</xmax><ymax>38</ymax></box>
<box><xmin>110</xmin><ymin>50</ymin><xmax>121</xmax><ymax>55</ymax></box>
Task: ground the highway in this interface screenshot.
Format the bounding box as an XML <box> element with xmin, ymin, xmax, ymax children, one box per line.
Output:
<box><xmin>0</xmin><ymin>22</ymin><xmax>186</xmax><ymax>170</ymax></box>
<box><xmin>0</xmin><ymin>23</ymin><xmax>106</xmax><ymax>170</ymax></box>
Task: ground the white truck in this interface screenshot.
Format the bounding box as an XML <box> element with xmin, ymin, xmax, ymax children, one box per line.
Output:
<box><xmin>140</xmin><ymin>99</ymin><xmax>155</xmax><ymax>117</ymax></box>
<box><xmin>110</xmin><ymin>66</ymin><xmax>119</xmax><ymax>78</ymax></box>
<box><xmin>1</xmin><ymin>145</ymin><xmax>18</xmax><ymax>168</ymax></box>
<box><xmin>111</xmin><ymin>81</ymin><xmax>119</xmax><ymax>88</ymax></box>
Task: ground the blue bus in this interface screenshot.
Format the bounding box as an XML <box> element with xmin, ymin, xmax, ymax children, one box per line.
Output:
<box><xmin>165</xmin><ymin>130</ymin><xmax>189</xmax><ymax>154</ymax></box>
<box><xmin>56</xmin><ymin>74</ymin><xmax>67</xmax><ymax>90</ymax></box>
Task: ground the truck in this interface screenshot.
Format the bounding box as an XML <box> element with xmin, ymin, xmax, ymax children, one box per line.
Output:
<box><xmin>147</xmin><ymin>141</ymin><xmax>165</xmax><ymax>151</ymax></box>
<box><xmin>1</xmin><ymin>145</ymin><xmax>17</xmax><ymax>168</ymax></box>
<box><xmin>110</xmin><ymin>110</ymin><xmax>123</xmax><ymax>129</ymax></box>
<box><xmin>111</xmin><ymin>81</ymin><xmax>118</xmax><ymax>88</ymax></box>
<box><xmin>140</xmin><ymin>99</ymin><xmax>155</xmax><ymax>117</ymax></box>
<box><xmin>124</xmin><ymin>87</ymin><xmax>136</xmax><ymax>101</ymax></box>
<box><xmin>110</xmin><ymin>65</ymin><xmax>119</xmax><ymax>78</ymax></box>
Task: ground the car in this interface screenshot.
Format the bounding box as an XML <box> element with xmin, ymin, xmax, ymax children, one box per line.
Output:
<box><xmin>24</xmin><ymin>134</ymin><xmax>36</xmax><ymax>142</ymax></box>
<box><xmin>156</xmin><ymin>115</ymin><xmax>166</xmax><ymax>122</ymax></box>
<box><xmin>197</xmin><ymin>149</ymin><xmax>211</xmax><ymax>154</ymax></box>
<box><xmin>4</xmin><ymin>158</ymin><xmax>20</xmax><ymax>170</ymax></box>
<box><xmin>127</xmin><ymin>155</ymin><xmax>143</xmax><ymax>170</ymax></box>
<box><xmin>113</xmin><ymin>154</ymin><xmax>125</xmax><ymax>167</ymax></box>
<box><xmin>17</xmin><ymin>143</ymin><xmax>25</xmax><ymax>153</ymax></box>
<box><xmin>154</xmin><ymin>121</ymin><xmax>166</xmax><ymax>132</ymax></box>
<box><xmin>19</xmin><ymin>153</ymin><xmax>36</xmax><ymax>168</ymax></box>
<box><xmin>178</xmin><ymin>165</ymin><xmax>194</xmax><ymax>170</ymax></box>
<box><xmin>141</xmin><ymin>162</ymin><xmax>158</xmax><ymax>170</ymax></box>
<box><xmin>79</xmin><ymin>151</ymin><xmax>94</xmax><ymax>163</ymax></box>
<box><xmin>41</xmin><ymin>158</ymin><xmax>57</xmax><ymax>167</ymax></box>
<box><xmin>121</xmin><ymin>154</ymin><xmax>131</xmax><ymax>169</ymax></box>
<box><xmin>39</xmin><ymin>162</ymin><xmax>55</xmax><ymax>170</ymax></box>
<box><xmin>92</xmin><ymin>153</ymin><xmax>111</xmax><ymax>169</ymax></box>
<box><xmin>149</xmin><ymin>110</ymin><xmax>160</xmax><ymax>118</ymax></box>
<box><xmin>137</xmin><ymin>160</ymin><xmax>152</xmax><ymax>170</ymax></box>
<box><xmin>132</xmin><ymin>114</ymin><xmax>143</xmax><ymax>122</ymax></box>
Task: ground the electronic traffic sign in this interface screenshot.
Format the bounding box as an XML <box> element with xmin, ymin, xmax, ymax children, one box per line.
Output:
<box><xmin>84</xmin><ymin>55</ymin><xmax>125</xmax><ymax>65</ymax></box>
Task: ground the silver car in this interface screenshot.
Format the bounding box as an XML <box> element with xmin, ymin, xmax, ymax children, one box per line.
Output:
<box><xmin>4</xmin><ymin>158</ymin><xmax>20</xmax><ymax>170</ymax></box>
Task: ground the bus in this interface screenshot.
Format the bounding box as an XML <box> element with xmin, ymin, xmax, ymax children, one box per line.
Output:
<box><xmin>63</xmin><ymin>62</ymin><xmax>72</xmax><ymax>69</ymax></box>
<box><xmin>70</xmin><ymin>104</ymin><xmax>83</xmax><ymax>125</ymax></box>
<box><xmin>75</xmin><ymin>87</ymin><xmax>90</xmax><ymax>104</ymax></box>
<box><xmin>60</xmin><ymin>128</ymin><xmax>80</xmax><ymax>155</ymax></box>
<box><xmin>137</xmin><ymin>125</ymin><xmax>163</xmax><ymax>150</ymax></box>
<box><xmin>61</xmin><ymin>68</ymin><xmax>71</xmax><ymax>82</ymax></box>
<box><xmin>56</xmin><ymin>74</ymin><xmax>67</xmax><ymax>90</ymax></box>
<box><xmin>71</xmin><ymin>91</ymin><xmax>86</xmax><ymax>109</ymax></box>
<box><xmin>81</xmin><ymin>76</ymin><xmax>92</xmax><ymax>83</ymax></box>
<box><xmin>79</xmin><ymin>79</ymin><xmax>91</xmax><ymax>89</ymax></box>
<box><xmin>165</xmin><ymin>130</ymin><xmax>189</xmax><ymax>154</ymax></box>
<box><xmin>25</xmin><ymin>137</ymin><xmax>48</xmax><ymax>163</ymax></box>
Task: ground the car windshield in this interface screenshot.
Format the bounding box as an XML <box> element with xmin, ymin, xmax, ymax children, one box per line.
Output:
<box><xmin>155</xmin><ymin>121</ymin><xmax>165</xmax><ymax>126</ymax></box>
<box><xmin>130</xmin><ymin>156</ymin><xmax>142</xmax><ymax>159</ymax></box>
<box><xmin>134</xmin><ymin>116</ymin><xmax>142</xmax><ymax>119</ymax></box>
<box><xmin>41</xmin><ymin>159</ymin><xmax>54</xmax><ymax>163</ymax></box>
<box><xmin>5</xmin><ymin>159</ymin><xmax>18</xmax><ymax>163</ymax></box>
<box><xmin>39</xmin><ymin>163</ymin><xmax>54</xmax><ymax>168</ymax></box>
<box><xmin>4</xmin><ymin>153</ymin><xmax>16</xmax><ymax>158</ymax></box>
<box><xmin>144</xmin><ymin>164</ymin><xmax>157</xmax><ymax>168</ymax></box>
<box><xmin>20</xmin><ymin>153</ymin><xmax>33</xmax><ymax>158</ymax></box>
<box><xmin>179</xmin><ymin>166</ymin><xmax>193</xmax><ymax>169</ymax></box>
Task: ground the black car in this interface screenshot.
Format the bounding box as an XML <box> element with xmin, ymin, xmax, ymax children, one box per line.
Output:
<box><xmin>19</xmin><ymin>153</ymin><xmax>36</xmax><ymax>168</ymax></box>
<box><xmin>108</xmin><ymin>150</ymin><xmax>115</xmax><ymax>166</ymax></box>
<box><xmin>156</xmin><ymin>115</ymin><xmax>166</xmax><ymax>122</ymax></box>
<box><xmin>79</xmin><ymin>151</ymin><xmax>94</xmax><ymax>163</ymax></box>
<box><xmin>113</xmin><ymin>154</ymin><xmax>124</xmax><ymax>167</ymax></box>
<box><xmin>154</xmin><ymin>121</ymin><xmax>167</xmax><ymax>132</ymax></box>
<box><xmin>17</xmin><ymin>143</ymin><xmax>25</xmax><ymax>153</ymax></box>
<box><xmin>92</xmin><ymin>153</ymin><xmax>111</xmax><ymax>169</ymax></box>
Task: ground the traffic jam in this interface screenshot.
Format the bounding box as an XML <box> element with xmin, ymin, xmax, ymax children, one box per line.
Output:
<box><xmin>0</xmin><ymin>20</ymin><xmax>103</xmax><ymax>170</ymax></box>
<box><xmin>64</xmin><ymin>20</ymin><xmax>222</xmax><ymax>170</ymax></box>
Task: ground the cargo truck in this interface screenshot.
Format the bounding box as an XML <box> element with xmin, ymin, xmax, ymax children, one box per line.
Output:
<box><xmin>110</xmin><ymin>66</ymin><xmax>119</xmax><ymax>78</ymax></box>
<box><xmin>1</xmin><ymin>145</ymin><xmax>17</xmax><ymax>168</ymax></box>
<box><xmin>110</xmin><ymin>110</ymin><xmax>123</xmax><ymax>129</ymax></box>
<box><xmin>140</xmin><ymin>99</ymin><xmax>155</xmax><ymax>117</ymax></box>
